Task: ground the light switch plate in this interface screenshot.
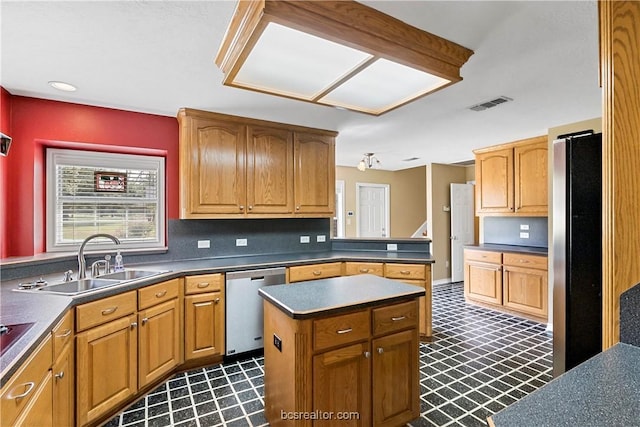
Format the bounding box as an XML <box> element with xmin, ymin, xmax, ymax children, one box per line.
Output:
<box><xmin>300</xmin><ymin>235</ymin><xmax>310</xmax><ymax>243</ymax></box>
<box><xmin>520</xmin><ymin>224</ymin><xmax>530</xmax><ymax>230</ymax></box>
<box><xmin>519</xmin><ymin>232</ymin><xmax>530</xmax><ymax>239</ymax></box>
<box><xmin>236</xmin><ymin>238</ymin><xmax>248</xmax><ymax>247</ymax></box>
<box><xmin>387</xmin><ymin>243</ymin><xmax>398</xmax><ymax>251</ymax></box>
<box><xmin>316</xmin><ymin>235</ymin><xmax>326</xmax><ymax>242</ymax></box>
<box><xmin>197</xmin><ymin>240</ymin><xmax>210</xmax><ymax>249</ymax></box>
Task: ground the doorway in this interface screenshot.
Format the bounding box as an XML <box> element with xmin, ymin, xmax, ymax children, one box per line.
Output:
<box><xmin>356</xmin><ymin>183</ymin><xmax>390</xmax><ymax>238</ymax></box>
<box><xmin>450</xmin><ymin>183</ymin><xmax>475</xmax><ymax>282</ymax></box>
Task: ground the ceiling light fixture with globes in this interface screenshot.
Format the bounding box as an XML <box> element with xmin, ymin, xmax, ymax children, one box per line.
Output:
<box><xmin>357</xmin><ymin>153</ymin><xmax>380</xmax><ymax>171</ymax></box>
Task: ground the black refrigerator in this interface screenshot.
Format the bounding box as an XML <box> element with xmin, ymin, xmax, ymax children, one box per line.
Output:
<box><xmin>552</xmin><ymin>131</ymin><xmax>602</xmax><ymax>376</ymax></box>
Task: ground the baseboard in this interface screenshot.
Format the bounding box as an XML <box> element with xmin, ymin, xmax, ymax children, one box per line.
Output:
<box><xmin>433</xmin><ymin>278</ymin><xmax>454</xmax><ymax>286</ymax></box>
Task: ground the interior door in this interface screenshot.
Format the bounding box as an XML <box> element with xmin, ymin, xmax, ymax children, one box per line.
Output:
<box><xmin>451</xmin><ymin>183</ymin><xmax>475</xmax><ymax>282</ymax></box>
<box><xmin>357</xmin><ymin>184</ymin><xmax>389</xmax><ymax>238</ymax></box>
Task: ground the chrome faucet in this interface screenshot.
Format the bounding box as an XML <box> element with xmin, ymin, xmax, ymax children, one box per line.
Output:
<box><xmin>77</xmin><ymin>233</ymin><xmax>121</xmax><ymax>279</ymax></box>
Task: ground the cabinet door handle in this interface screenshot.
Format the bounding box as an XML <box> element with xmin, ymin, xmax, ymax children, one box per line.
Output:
<box><xmin>312</xmin><ymin>271</ymin><xmax>322</xmax><ymax>276</ymax></box>
<box><xmin>131</xmin><ymin>322</ymin><xmax>138</xmax><ymax>329</ymax></box>
<box><xmin>359</xmin><ymin>268</ymin><xmax>370</xmax><ymax>273</ymax></box>
<box><xmin>101</xmin><ymin>307</ymin><xmax>117</xmax><ymax>316</ymax></box>
<box><xmin>377</xmin><ymin>347</ymin><xmax>384</xmax><ymax>354</ymax></box>
<box><xmin>363</xmin><ymin>351</ymin><xmax>371</xmax><ymax>358</ymax></box>
<box><xmin>7</xmin><ymin>382</ymin><xmax>35</xmax><ymax>400</ymax></box>
<box><xmin>142</xmin><ymin>317</ymin><xmax>149</xmax><ymax>325</ymax></box>
<box><xmin>248</xmin><ymin>205</ymin><xmax>253</xmax><ymax>210</ymax></box>
<box><xmin>155</xmin><ymin>290</ymin><xmax>167</xmax><ymax>298</ymax></box>
<box><xmin>56</xmin><ymin>329</ymin><xmax>72</xmax><ymax>338</ymax></box>
<box><xmin>54</xmin><ymin>371</ymin><xmax>65</xmax><ymax>380</ymax></box>
<box><xmin>391</xmin><ymin>316</ymin><xmax>406</xmax><ymax>322</ymax></box>
<box><xmin>400</xmin><ymin>270</ymin><xmax>411</xmax><ymax>275</ymax></box>
<box><xmin>197</xmin><ymin>282</ymin><xmax>210</xmax><ymax>288</ymax></box>
<box><xmin>296</xmin><ymin>206</ymin><xmax>300</xmax><ymax>210</ymax></box>
<box><xmin>239</xmin><ymin>205</ymin><xmax>245</xmax><ymax>210</ymax></box>
<box><xmin>336</xmin><ymin>328</ymin><xmax>352</xmax><ymax>334</ymax></box>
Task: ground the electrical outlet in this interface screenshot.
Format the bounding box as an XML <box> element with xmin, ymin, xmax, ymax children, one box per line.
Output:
<box><xmin>520</xmin><ymin>224</ymin><xmax>530</xmax><ymax>230</ymax></box>
<box><xmin>300</xmin><ymin>235</ymin><xmax>310</xmax><ymax>243</ymax></box>
<box><xmin>273</xmin><ymin>334</ymin><xmax>282</xmax><ymax>352</ymax></box>
<box><xmin>236</xmin><ymin>238</ymin><xmax>248</xmax><ymax>247</ymax></box>
<box><xmin>197</xmin><ymin>240</ymin><xmax>210</xmax><ymax>249</ymax></box>
<box><xmin>445</xmin><ymin>260</ymin><xmax>450</xmax><ymax>268</ymax></box>
<box><xmin>316</xmin><ymin>235</ymin><xmax>326</xmax><ymax>242</ymax></box>
<box><xmin>519</xmin><ymin>232</ymin><xmax>530</xmax><ymax>239</ymax></box>
<box><xmin>387</xmin><ymin>243</ymin><xmax>398</xmax><ymax>251</ymax></box>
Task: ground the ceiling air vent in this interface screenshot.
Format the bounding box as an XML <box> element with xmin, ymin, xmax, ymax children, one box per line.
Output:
<box><xmin>402</xmin><ymin>157</ymin><xmax>420</xmax><ymax>162</ymax></box>
<box><xmin>469</xmin><ymin>96</ymin><xmax>513</xmax><ymax>112</ymax></box>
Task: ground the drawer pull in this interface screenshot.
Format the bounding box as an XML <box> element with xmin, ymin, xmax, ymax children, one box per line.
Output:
<box><xmin>101</xmin><ymin>307</ymin><xmax>118</xmax><ymax>316</ymax></box>
<box><xmin>364</xmin><ymin>351</ymin><xmax>371</xmax><ymax>358</ymax></box>
<box><xmin>54</xmin><ymin>371</ymin><xmax>65</xmax><ymax>380</ymax></box>
<box><xmin>155</xmin><ymin>290</ymin><xmax>167</xmax><ymax>298</ymax></box>
<box><xmin>142</xmin><ymin>317</ymin><xmax>149</xmax><ymax>325</ymax></box>
<box><xmin>214</xmin><ymin>298</ymin><xmax>221</xmax><ymax>304</ymax></box>
<box><xmin>359</xmin><ymin>268</ymin><xmax>370</xmax><ymax>273</ymax></box>
<box><xmin>56</xmin><ymin>329</ymin><xmax>72</xmax><ymax>338</ymax></box>
<box><xmin>391</xmin><ymin>316</ymin><xmax>406</xmax><ymax>322</ymax></box>
<box><xmin>336</xmin><ymin>328</ymin><xmax>353</xmax><ymax>334</ymax></box>
<box><xmin>197</xmin><ymin>282</ymin><xmax>210</xmax><ymax>288</ymax></box>
<box><xmin>131</xmin><ymin>322</ymin><xmax>138</xmax><ymax>329</ymax></box>
<box><xmin>519</xmin><ymin>259</ymin><xmax>530</xmax><ymax>263</ymax></box>
<box><xmin>8</xmin><ymin>382</ymin><xmax>35</xmax><ymax>400</ymax></box>
<box><xmin>312</xmin><ymin>271</ymin><xmax>322</xmax><ymax>276</ymax></box>
<box><xmin>400</xmin><ymin>270</ymin><xmax>411</xmax><ymax>275</ymax></box>
<box><xmin>377</xmin><ymin>347</ymin><xmax>384</xmax><ymax>354</ymax></box>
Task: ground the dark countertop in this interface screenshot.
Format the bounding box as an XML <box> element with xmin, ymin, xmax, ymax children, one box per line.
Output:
<box><xmin>489</xmin><ymin>343</ymin><xmax>640</xmax><ymax>427</ymax></box>
<box><xmin>259</xmin><ymin>274</ymin><xmax>425</xmax><ymax>319</ymax></box>
<box><xmin>1</xmin><ymin>250</ymin><xmax>434</xmax><ymax>386</ymax></box>
<box><xmin>465</xmin><ymin>244</ymin><xmax>548</xmax><ymax>255</ymax></box>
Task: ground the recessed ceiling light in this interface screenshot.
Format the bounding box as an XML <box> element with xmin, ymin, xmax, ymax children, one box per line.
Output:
<box><xmin>48</xmin><ymin>81</ymin><xmax>77</xmax><ymax>92</ymax></box>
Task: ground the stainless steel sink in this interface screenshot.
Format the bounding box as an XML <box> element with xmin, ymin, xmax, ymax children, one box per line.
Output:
<box><xmin>98</xmin><ymin>270</ymin><xmax>162</xmax><ymax>281</ymax></box>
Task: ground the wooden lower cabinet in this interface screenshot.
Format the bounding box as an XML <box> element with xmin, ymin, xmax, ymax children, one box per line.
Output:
<box><xmin>184</xmin><ymin>292</ymin><xmax>224</xmax><ymax>360</ymax></box>
<box><xmin>313</xmin><ymin>342</ymin><xmax>371</xmax><ymax>426</ymax></box>
<box><xmin>76</xmin><ymin>314</ymin><xmax>138</xmax><ymax>426</ymax></box>
<box><xmin>288</xmin><ymin>262</ymin><xmax>342</xmax><ymax>283</ymax></box>
<box><xmin>503</xmin><ymin>265</ymin><xmax>548</xmax><ymax>318</ymax></box>
<box><xmin>53</xmin><ymin>340</ymin><xmax>74</xmax><ymax>427</ymax></box>
<box><xmin>14</xmin><ymin>372</ymin><xmax>53</xmax><ymax>427</ymax></box>
<box><xmin>138</xmin><ymin>298</ymin><xmax>180</xmax><ymax>387</ymax></box>
<box><xmin>372</xmin><ymin>330</ymin><xmax>419</xmax><ymax>427</ymax></box>
<box><xmin>464</xmin><ymin>261</ymin><xmax>502</xmax><ymax>305</ymax></box>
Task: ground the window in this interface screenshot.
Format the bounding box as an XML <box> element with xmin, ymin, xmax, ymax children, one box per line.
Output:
<box><xmin>46</xmin><ymin>148</ymin><xmax>165</xmax><ymax>252</ymax></box>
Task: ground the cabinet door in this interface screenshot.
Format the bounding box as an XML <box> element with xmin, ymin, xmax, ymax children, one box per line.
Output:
<box><xmin>247</xmin><ymin>126</ymin><xmax>294</xmax><ymax>214</ymax></box>
<box><xmin>464</xmin><ymin>261</ymin><xmax>502</xmax><ymax>305</ymax></box>
<box><xmin>313</xmin><ymin>342</ymin><xmax>371</xmax><ymax>426</ymax></box>
<box><xmin>52</xmin><ymin>341</ymin><xmax>74</xmax><ymax>427</ymax></box>
<box><xmin>372</xmin><ymin>330</ymin><xmax>419</xmax><ymax>427</ymax></box>
<box><xmin>514</xmin><ymin>140</ymin><xmax>548</xmax><ymax>214</ymax></box>
<box><xmin>475</xmin><ymin>147</ymin><xmax>514</xmax><ymax>213</ymax></box>
<box><xmin>77</xmin><ymin>314</ymin><xmax>137</xmax><ymax>426</ymax></box>
<box><xmin>139</xmin><ymin>299</ymin><xmax>180</xmax><ymax>387</ymax></box>
<box><xmin>182</xmin><ymin>117</ymin><xmax>246</xmax><ymax>216</ymax></box>
<box><xmin>503</xmin><ymin>266</ymin><xmax>548</xmax><ymax>318</ymax></box>
<box><xmin>184</xmin><ymin>292</ymin><xmax>224</xmax><ymax>360</ymax></box>
<box><xmin>14</xmin><ymin>373</ymin><xmax>53</xmax><ymax>427</ymax></box>
<box><xmin>293</xmin><ymin>132</ymin><xmax>335</xmax><ymax>215</ymax></box>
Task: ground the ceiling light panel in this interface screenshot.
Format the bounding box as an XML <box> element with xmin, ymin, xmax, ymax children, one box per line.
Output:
<box><xmin>319</xmin><ymin>58</ymin><xmax>450</xmax><ymax>114</ymax></box>
<box><xmin>233</xmin><ymin>23</ymin><xmax>372</xmax><ymax>100</ymax></box>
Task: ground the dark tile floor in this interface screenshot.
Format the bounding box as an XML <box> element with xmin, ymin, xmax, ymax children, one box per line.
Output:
<box><xmin>104</xmin><ymin>282</ymin><xmax>552</xmax><ymax>427</ymax></box>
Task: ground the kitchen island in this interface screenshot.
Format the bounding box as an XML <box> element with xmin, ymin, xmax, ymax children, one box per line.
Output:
<box><xmin>259</xmin><ymin>274</ymin><xmax>424</xmax><ymax>427</ymax></box>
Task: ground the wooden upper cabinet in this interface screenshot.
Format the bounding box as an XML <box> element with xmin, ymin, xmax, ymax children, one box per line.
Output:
<box><xmin>246</xmin><ymin>126</ymin><xmax>294</xmax><ymax>214</ymax></box>
<box><xmin>294</xmin><ymin>132</ymin><xmax>336</xmax><ymax>215</ymax></box>
<box><xmin>474</xmin><ymin>135</ymin><xmax>548</xmax><ymax>216</ymax></box>
<box><xmin>475</xmin><ymin>147</ymin><xmax>514</xmax><ymax>213</ymax></box>
<box><xmin>178</xmin><ymin>109</ymin><xmax>337</xmax><ymax>219</ymax></box>
<box><xmin>515</xmin><ymin>140</ymin><xmax>548</xmax><ymax>213</ymax></box>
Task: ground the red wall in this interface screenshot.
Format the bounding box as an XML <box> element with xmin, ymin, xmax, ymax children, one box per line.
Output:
<box><xmin>0</xmin><ymin>88</ymin><xmax>13</xmax><ymax>258</ymax></box>
<box><xmin>1</xmin><ymin>93</ymin><xmax>179</xmax><ymax>258</ymax></box>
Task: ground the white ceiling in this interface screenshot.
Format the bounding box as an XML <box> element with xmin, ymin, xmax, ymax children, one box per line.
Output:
<box><xmin>0</xmin><ymin>1</ymin><xmax>602</xmax><ymax>171</ymax></box>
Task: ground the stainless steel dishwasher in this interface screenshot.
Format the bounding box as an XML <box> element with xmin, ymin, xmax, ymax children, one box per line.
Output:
<box><xmin>225</xmin><ymin>267</ymin><xmax>286</xmax><ymax>356</ymax></box>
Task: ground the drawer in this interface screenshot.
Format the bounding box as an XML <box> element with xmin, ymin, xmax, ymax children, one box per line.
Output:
<box><xmin>52</xmin><ymin>310</ymin><xmax>73</xmax><ymax>360</ymax></box>
<box><xmin>314</xmin><ymin>310</ymin><xmax>370</xmax><ymax>352</ymax></box>
<box><xmin>373</xmin><ymin>300</ymin><xmax>418</xmax><ymax>336</ymax></box>
<box><xmin>288</xmin><ymin>262</ymin><xmax>342</xmax><ymax>283</ymax></box>
<box><xmin>464</xmin><ymin>249</ymin><xmax>502</xmax><ymax>264</ymax></box>
<box><xmin>76</xmin><ymin>291</ymin><xmax>137</xmax><ymax>332</ymax></box>
<box><xmin>384</xmin><ymin>263</ymin><xmax>426</xmax><ymax>280</ymax></box>
<box><xmin>344</xmin><ymin>262</ymin><xmax>384</xmax><ymax>276</ymax></box>
<box><xmin>185</xmin><ymin>273</ymin><xmax>223</xmax><ymax>295</ymax></box>
<box><xmin>138</xmin><ymin>278</ymin><xmax>180</xmax><ymax>310</ymax></box>
<box><xmin>503</xmin><ymin>253</ymin><xmax>548</xmax><ymax>270</ymax></box>
<box><xmin>1</xmin><ymin>334</ymin><xmax>52</xmax><ymax>427</ymax></box>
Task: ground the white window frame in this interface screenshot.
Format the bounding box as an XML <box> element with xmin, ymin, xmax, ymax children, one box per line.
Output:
<box><xmin>46</xmin><ymin>148</ymin><xmax>166</xmax><ymax>252</ymax></box>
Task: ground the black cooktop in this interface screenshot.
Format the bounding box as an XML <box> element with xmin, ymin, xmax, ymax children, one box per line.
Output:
<box><xmin>0</xmin><ymin>322</ymin><xmax>35</xmax><ymax>356</ymax></box>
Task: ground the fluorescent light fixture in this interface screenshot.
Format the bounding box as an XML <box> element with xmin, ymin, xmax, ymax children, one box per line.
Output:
<box><xmin>215</xmin><ymin>1</ymin><xmax>473</xmax><ymax>116</ymax></box>
<box><xmin>48</xmin><ymin>81</ymin><xmax>77</xmax><ymax>92</ymax></box>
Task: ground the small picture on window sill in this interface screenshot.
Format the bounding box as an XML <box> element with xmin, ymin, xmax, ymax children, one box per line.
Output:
<box><xmin>95</xmin><ymin>171</ymin><xmax>127</xmax><ymax>192</ymax></box>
